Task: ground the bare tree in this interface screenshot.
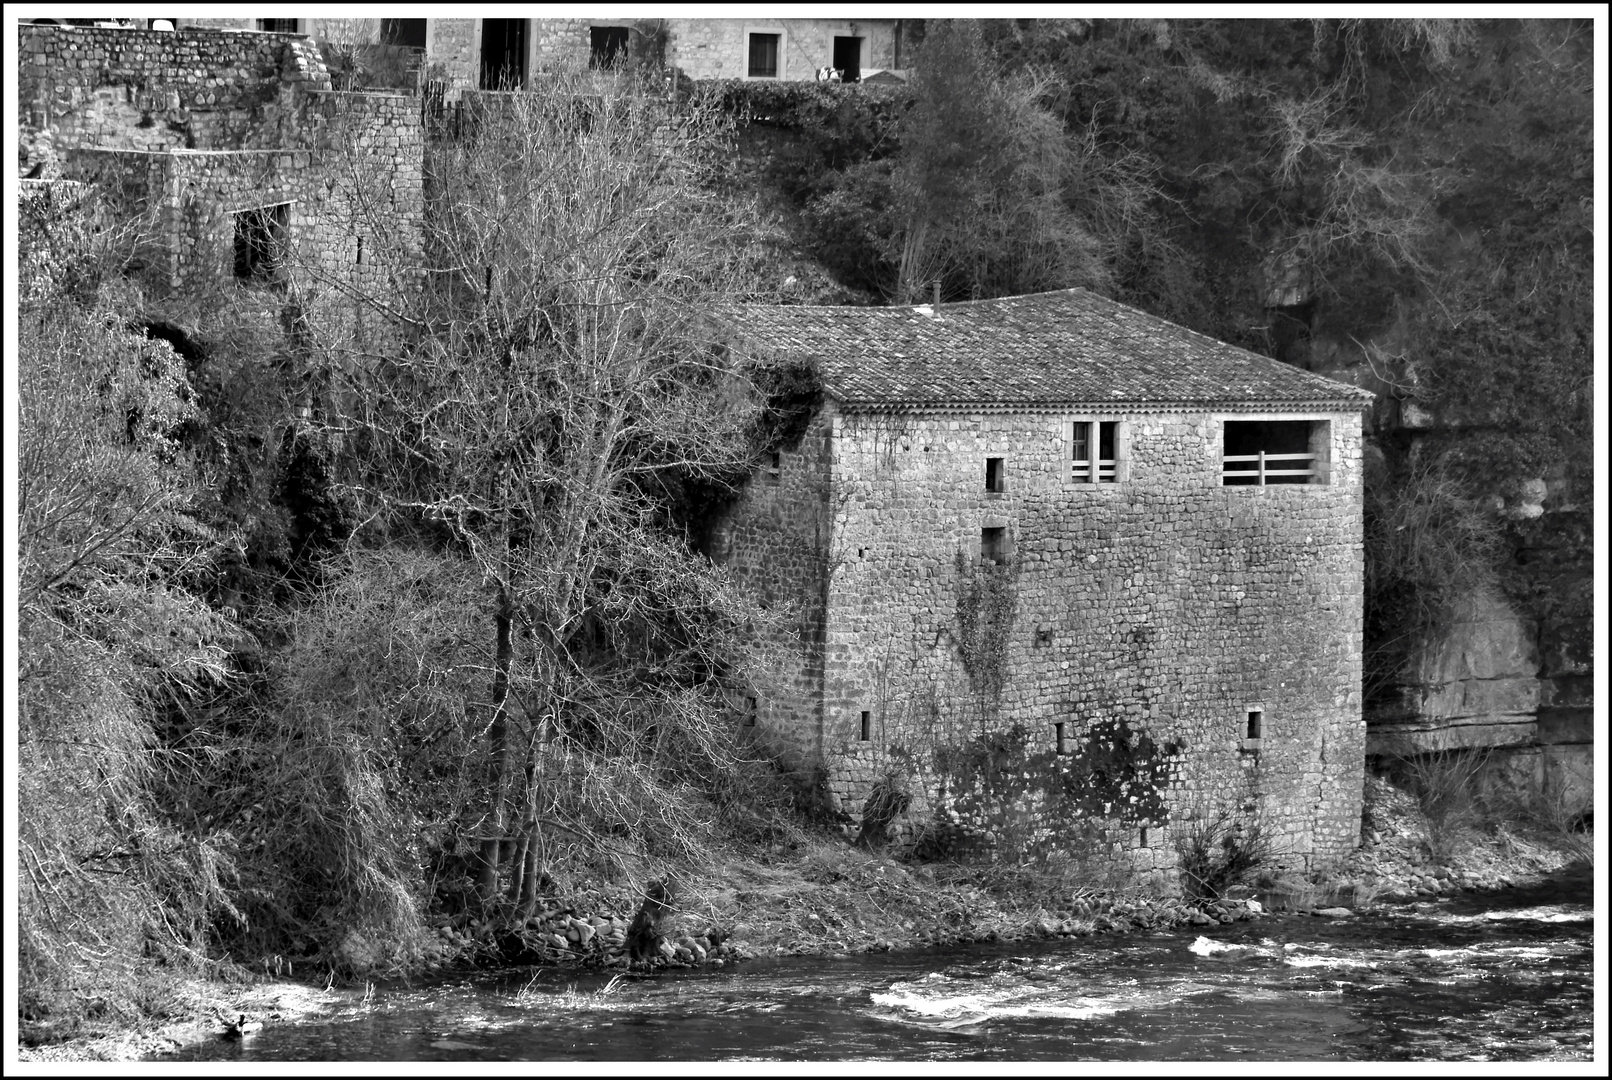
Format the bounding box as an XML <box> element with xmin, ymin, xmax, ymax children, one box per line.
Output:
<box><xmin>307</xmin><ymin>69</ymin><xmax>782</xmax><ymax>910</ymax></box>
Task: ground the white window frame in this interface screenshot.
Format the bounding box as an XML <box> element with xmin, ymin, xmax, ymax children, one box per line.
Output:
<box><xmin>744</xmin><ymin>25</ymin><xmax>787</xmax><ymax>80</ymax></box>
<box><xmin>1065</xmin><ymin>418</ymin><xmax>1128</xmax><ymax>485</ymax></box>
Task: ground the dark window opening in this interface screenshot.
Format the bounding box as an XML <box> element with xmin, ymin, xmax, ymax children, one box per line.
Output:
<box><xmin>1246</xmin><ymin>710</ymin><xmax>1262</xmax><ymax>740</ymax></box>
<box><xmin>355</xmin><ymin>235</ymin><xmax>363</xmax><ymax>264</ymax></box>
<box><xmin>480</xmin><ymin>18</ymin><xmax>527</xmax><ymax>90</ymax></box>
<box><xmin>859</xmin><ymin>710</ymin><xmax>871</xmax><ymax>741</ymax></box>
<box><xmin>258</xmin><ymin>18</ymin><xmax>299</xmax><ymax>34</ymax></box>
<box><xmin>744</xmin><ymin>696</ymin><xmax>758</xmax><ymax>727</ymax></box>
<box><xmin>832</xmin><ymin>36</ymin><xmax>862</xmax><ymax>82</ymax></box>
<box><xmin>748</xmin><ymin>32</ymin><xmax>780</xmax><ymax>78</ymax></box>
<box><xmin>382</xmin><ymin>18</ymin><xmax>427</xmax><ymax>50</ymax></box>
<box><xmin>764</xmin><ymin>450</ymin><xmax>781</xmax><ymax>485</ymax></box>
<box><xmin>980</xmin><ymin>526</ymin><xmax>1010</xmax><ymax>565</ymax></box>
<box><xmin>1140</xmin><ymin>826</ymin><xmax>1150</xmax><ymax>848</ymax></box>
<box><xmin>1054</xmin><ymin>721</ymin><xmax>1067</xmax><ymax>755</ymax></box>
<box><xmin>590</xmin><ymin>25</ymin><xmax>629</xmax><ymax>68</ymax></box>
<box><xmin>1222</xmin><ymin>420</ymin><xmax>1325</xmax><ymax>485</ymax></box>
<box><xmin>1072</xmin><ymin>421</ymin><xmax>1118</xmax><ymax>482</ymax></box>
<box><xmin>1034</xmin><ymin>627</ymin><xmax>1053</xmax><ymax>649</ymax></box>
<box><xmin>985</xmin><ymin>457</ymin><xmax>1004</xmax><ymax>493</ymax></box>
<box><xmin>233</xmin><ymin>203</ymin><xmax>288</xmax><ymax>287</ymax></box>
<box><xmin>858</xmin><ymin>547</ymin><xmax>868</xmax><ymax>560</ymax></box>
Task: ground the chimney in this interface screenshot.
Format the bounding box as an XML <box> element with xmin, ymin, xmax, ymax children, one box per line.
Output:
<box><xmin>932</xmin><ymin>280</ymin><xmax>941</xmax><ymax>307</ymax></box>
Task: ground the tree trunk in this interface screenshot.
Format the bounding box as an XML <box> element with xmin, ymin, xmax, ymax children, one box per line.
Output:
<box><xmin>475</xmin><ymin>585</ymin><xmax>515</xmax><ymax>904</ymax></box>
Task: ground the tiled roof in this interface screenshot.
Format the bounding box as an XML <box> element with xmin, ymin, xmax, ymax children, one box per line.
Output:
<box><xmin>726</xmin><ymin>288</ymin><xmax>1374</xmax><ymax>411</ymax></box>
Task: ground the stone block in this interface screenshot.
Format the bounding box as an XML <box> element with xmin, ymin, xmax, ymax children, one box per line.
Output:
<box><xmin>1415</xmin><ymin>676</ymin><xmax>1540</xmax><ymax>721</ymax></box>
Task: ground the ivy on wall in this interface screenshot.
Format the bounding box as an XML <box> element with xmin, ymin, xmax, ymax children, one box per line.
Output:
<box><xmin>920</xmin><ymin>717</ymin><xmax>1183</xmax><ymax>865</ymax></box>
<box><xmin>953</xmin><ymin>553</ymin><xmax>1018</xmax><ymax>707</ymax></box>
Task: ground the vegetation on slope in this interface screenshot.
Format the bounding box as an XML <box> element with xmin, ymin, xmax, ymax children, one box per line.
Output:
<box><xmin>14</xmin><ymin>18</ymin><xmax>1592</xmax><ymax>1050</ymax></box>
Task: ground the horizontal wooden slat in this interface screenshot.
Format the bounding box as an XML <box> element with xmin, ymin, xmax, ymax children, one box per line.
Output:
<box><xmin>1222</xmin><ymin>453</ymin><xmax>1314</xmax><ymax>462</ymax></box>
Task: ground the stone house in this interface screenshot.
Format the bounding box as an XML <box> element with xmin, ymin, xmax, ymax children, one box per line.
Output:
<box><xmin>716</xmin><ymin>289</ymin><xmax>1375</xmax><ymax>880</ymax></box>
<box><xmin>167</xmin><ymin>17</ymin><xmax>912</xmax><ymax>92</ymax></box>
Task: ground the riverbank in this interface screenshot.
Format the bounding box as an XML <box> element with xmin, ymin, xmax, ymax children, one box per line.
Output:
<box><xmin>15</xmin><ymin>774</ymin><xmax>1592</xmax><ymax>1063</ymax></box>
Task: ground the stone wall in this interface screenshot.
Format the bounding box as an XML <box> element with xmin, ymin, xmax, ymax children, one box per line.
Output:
<box><xmin>17</xmin><ymin>23</ymin><xmax>330</xmax><ymax>173</ymax></box>
<box><xmin>710</xmin><ymin>412</ymin><xmax>837</xmax><ymax>769</ymax></box>
<box><xmin>720</xmin><ymin>401</ymin><xmax>1367</xmax><ymax>880</ymax></box>
<box><xmin>666</xmin><ymin>18</ymin><xmax>899</xmax><ymax>81</ymax></box>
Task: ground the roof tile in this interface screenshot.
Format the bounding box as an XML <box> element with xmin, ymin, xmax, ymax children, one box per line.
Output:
<box><xmin>728</xmin><ymin>288</ymin><xmax>1374</xmax><ymax>410</ymax></box>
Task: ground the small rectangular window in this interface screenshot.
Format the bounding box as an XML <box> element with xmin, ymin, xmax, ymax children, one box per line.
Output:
<box><xmin>590</xmin><ymin>25</ymin><xmax>629</xmax><ymax>69</ymax></box>
<box><xmin>1246</xmin><ymin>710</ymin><xmax>1262</xmax><ymax>740</ymax></box>
<box><xmin>233</xmin><ymin>203</ymin><xmax>289</xmax><ymax>287</ymax></box>
<box><xmin>257</xmin><ymin>18</ymin><xmax>299</xmax><ymax>34</ymax></box>
<box><xmin>744</xmin><ymin>696</ymin><xmax>758</xmax><ymax>727</ymax></box>
<box><xmin>1054</xmin><ymin>721</ymin><xmax>1068</xmax><ymax>755</ymax></box>
<box><xmin>980</xmin><ymin>527</ymin><xmax>1010</xmax><ymax>565</ymax></box>
<box><xmin>1072</xmin><ymin>421</ymin><xmax>1118</xmax><ymax>483</ymax></box>
<box><xmin>381</xmin><ymin>18</ymin><xmax>427</xmax><ymax>50</ymax></box>
<box><xmin>1222</xmin><ymin>420</ymin><xmax>1329</xmax><ymax>485</ymax></box>
<box><xmin>985</xmin><ymin>457</ymin><xmax>1005</xmax><ymax>493</ymax></box>
<box><xmin>764</xmin><ymin>450</ymin><xmax>781</xmax><ymax>485</ymax></box>
<box><xmin>748</xmin><ymin>32</ymin><xmax>780</xmax><ymax>78</ymax></box>
<box><xmin>859</xmin><ymin>710</ymin><xmax>871</xmax><ymax>741</ymax></box>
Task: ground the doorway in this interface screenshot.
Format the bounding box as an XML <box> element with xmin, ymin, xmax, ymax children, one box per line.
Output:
<box><xmin>833</xmin><ymin>36</ymin><xmax>862</xmax><ymax>82</ymax></box>
<box><xmin>480</xmin><ymin>18</ymin><xmax>527</xmax><ymax>89</ymax></box>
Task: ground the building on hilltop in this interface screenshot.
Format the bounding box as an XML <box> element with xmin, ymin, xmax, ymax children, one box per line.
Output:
<box><xmin>715</xmin><ymin>288</ymin><xmax>1375</xmax><ymax>881</ymax></box>
<box><xmin>166</xmin><ymin>16</ymin><xmax>913</xmax><ymax>92</ymax></box>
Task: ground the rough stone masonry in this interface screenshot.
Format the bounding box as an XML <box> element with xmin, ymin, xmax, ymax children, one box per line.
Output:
<box><xmin>717</xmin><ymin>290</ymin><xmax>1373</xmax><ymax>887</ymax></box>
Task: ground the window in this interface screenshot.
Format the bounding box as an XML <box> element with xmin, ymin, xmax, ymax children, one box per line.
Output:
<box><xmin>859</xmin><ymin>710</ymin><xmax>871</xmax><ymax>741</ymax></box>
<box><xmin>1222</xmin><ymin>419</ymin><xmax>1330</xmax><ymax>485</ymax></box>
<box><xmin>747</xmin><ymin>32</ymin><xmax>780</xmax><ymax>78</ymax></box>
<box><xmin>832</xmin><ymin>35</ymin><xmax>862</xmax><ymax>82</ymax></box>
<box><xmin>764</xmin><ymin>450</ymin><xmax>781</xmax><ymax>485</ymax></box>
<box><xmin>1054</xmin><ymin>721</ymin><xmax>1068</xmax><ymax>755</ymax></box>
<box><xmin>381</xmin><ymin>18</ymin><xmax>427</xmax><ymax>50</ymax></box>
<box><xmin>1246</xmin><ymin>710</ymin><xmax>1262</xmax><ymax>740</ymax></box>
<box><xmin>985</xmin><ymin>457</ymin><xmax>1005</xmax><ymax>494</ymax></box>
<box><xmin>980</xmin><ymin>526</ymin><xmax>1011</xmax><ymax>565</ymax></box>
<box><xmin>257</xmin><ymin>18</ymin><xmax>299</xmax><ymax>34</ymax></box>
<box><xmin>1072</xmin><ymin>421</ymin><xmax>1118</xmax><ymax>483</ymax></box>
<box><xmin>233</xmin><ymin>203</ymin><xmax>288</xmax><ymax>287</ymax></box>
<box><xmin>744</xmin><ymin>696</ymin><xmax>758</xmax><ymax>727</ymax></box>
<box><xmin>590</xmin><ymin>25</ymin><xmax>629</xmax><ymax>68</ymax></box>
<box><xmin>480</xmin><ymin>17</ymin><xmax>528</xmax><ymax>90</ymax></box>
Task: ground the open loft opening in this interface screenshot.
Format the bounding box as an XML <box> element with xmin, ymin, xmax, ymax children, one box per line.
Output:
<box><xmin>1222</xmin><ymin>419</ymin><xmax>1330</xmax><ymax>486</ymax></box>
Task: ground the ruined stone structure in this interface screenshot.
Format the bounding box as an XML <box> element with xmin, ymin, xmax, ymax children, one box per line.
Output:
<box><xmin>716</xmin><ymin>291</ymin><xmax>1375</xmax><ymax>880</ymax></box>
<box><xmin>17</xmin><ymin>22</ymin><xmax>423</xmax><ymax>314</ymax></box>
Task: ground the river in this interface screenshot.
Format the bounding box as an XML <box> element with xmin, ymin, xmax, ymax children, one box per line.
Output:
<box><xmin>155</xmin><ymin>867</ymin><xmax>1594</xmax><ymax>1062</ymax></box>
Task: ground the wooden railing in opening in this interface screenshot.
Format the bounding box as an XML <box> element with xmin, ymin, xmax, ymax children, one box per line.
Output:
<box><xmin>1222</xmin><ymin>451</ymin><xmax>1315</xmax><ymax>485</ymax></box>
<box><xmin>1071</xmin><ymin>458</ymin><xmax>1117</xmax><ymax>483</ymax></box>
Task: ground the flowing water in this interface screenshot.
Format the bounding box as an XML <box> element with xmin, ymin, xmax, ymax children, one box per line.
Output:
<box><xmin>157</xmin><ymin>868</ymin><xmax>1594</xmax><ymax>1063</ymax></box>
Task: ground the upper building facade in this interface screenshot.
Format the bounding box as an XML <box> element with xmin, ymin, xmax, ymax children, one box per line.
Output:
<box><xmin>715</xmin><ymin>289</ymin><xmax>1374</xmax><ymax>882</ymax></box>
<box><xmin>162</xmin><ymin>16</ymin><xmax>913</xmax><ymax>92</ymax></box>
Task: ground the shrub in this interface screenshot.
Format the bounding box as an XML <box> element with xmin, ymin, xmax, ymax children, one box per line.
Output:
<box><xmin>1173</xmin><ymin>808</ymin><xmax>1277</xmax><ymax>900</ymax></box>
